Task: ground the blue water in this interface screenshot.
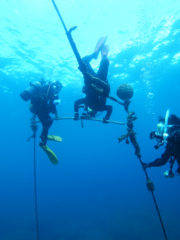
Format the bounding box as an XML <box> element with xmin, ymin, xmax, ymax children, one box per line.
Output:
<box><xmin>0</xmin><ymin>0</ymin><xmax>180</xmax><ymax>239</ymax></box>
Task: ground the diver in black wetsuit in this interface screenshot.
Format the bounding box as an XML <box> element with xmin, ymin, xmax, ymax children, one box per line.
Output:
<box><xmin>20</xmin><ymin>79</ymin><xmax>62</xmax><ymax>145</ymax></box>
<box><xmin>74</xmin><ymin>37</ymin><xmax>112</xmax><ymax>122</ymax></box>
<box><xmin>143</xmin><ymin>114</ymin><xmax>180</xmax><ymax>178</ymax></box>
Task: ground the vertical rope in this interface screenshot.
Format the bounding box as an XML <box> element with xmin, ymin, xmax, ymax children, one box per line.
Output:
<box><xmin>128</xmin><ymin>115</ymin><xmax>168</xmax><ymax>240</ymax></box>
<box><xmin>118</xmin><ymin>110</ymin><xmax>168</xmax><ymax>240</ymax></box>
<box><xmin>139</xmin><ymin>157</ymin><xmax>168</xmax><ymax>240</ymax></box>
<box><xmin>151</xmin><ymin>191</ymin><xmax>168</xmax><ymax>240</ymax></box>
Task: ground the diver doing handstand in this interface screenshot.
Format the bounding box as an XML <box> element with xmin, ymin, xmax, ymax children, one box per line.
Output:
<box><xmin>74</xmin><ymin>37</ymin><xmax>112</xmax><ymax>122</ymax></box>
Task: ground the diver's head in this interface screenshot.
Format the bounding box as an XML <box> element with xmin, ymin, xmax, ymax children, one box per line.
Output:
<box><xmin>101</xmin><ymin>44</ymin><xmax>109</xmax><ymax>57</ymax></box>
<box><xmin>39</xmin><ymin>78</ymin><xmax>46</xmax><ymax>86</ymax></box>
<box><xmin>150</xmin><ymin>121</ymin><xmax>168</xmax><ymax>140</ymax></box>
<box><xmin>150</xmin><ymin>116</ymin><xmax>170</xmax><ymax>149</ymax></box>
<box><xmin>30</xmin><ymin>80</ymin><xmax>42</xmax><ymax>88</ymax></box>
<box><xmin>156</xmin><ymin>121</ymin><xmax>167</xmax><ymax>138</ymax></box>
<box><xmin>50</xmin><ymin>81</ymin><xmax>62</xmax><ymax>94</ymax></box>
<box><xmin>150</xmin><ymin>113</ymin><xmax>180</xmax><ymax>149</ymax></box>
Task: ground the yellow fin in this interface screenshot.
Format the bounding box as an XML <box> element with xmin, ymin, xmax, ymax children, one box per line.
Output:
<box><xmin>40</xmin><ymin>144</ymin><xmax>58</xmax><ymax>165</ymax></box>
<box><xmin>47</xmin><ymin>135</ymin><xmax>62</xmax><ymax>142</ymax></box>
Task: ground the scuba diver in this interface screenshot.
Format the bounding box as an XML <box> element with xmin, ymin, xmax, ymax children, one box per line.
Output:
<box><xmin>143</xmin><ymin>112</ymin><xmax>180</xmax><ymax>178</ymax></box>
<box><xmin>74</xmin><ymin>37</ymin><xmax>113</xmax><ymax>122</ymax></box>
<box><xmin>20</xmin><ymin>78</ymin><xmax>62</xmax><ymax>164</ymax></box>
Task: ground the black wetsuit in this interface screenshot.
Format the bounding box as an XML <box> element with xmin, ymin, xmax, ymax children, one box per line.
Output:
<box><xmin>21</xmin><ymin>82</ymin><xmax>59</xmax><ymax>145</ymax></box>
<box><xmin>74</xmin><ymin>53</ymin><xmax>112</xmax><ymax>120</ymax></box>
<box><xmin>148</xmin><ymin>131</ymin><xmax>180</xmax><ymax>173</ymax></box>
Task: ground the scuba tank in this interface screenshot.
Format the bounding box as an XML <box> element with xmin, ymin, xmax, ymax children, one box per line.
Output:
<box><xmin>163</xmin><ymin>109</ymin><xmax>170</xmax><ymax>143</ymax></box>
<box><xmin>156</xmin><ymin>109</ymin><xmax>170</xmax><ymax>143</ymax></box>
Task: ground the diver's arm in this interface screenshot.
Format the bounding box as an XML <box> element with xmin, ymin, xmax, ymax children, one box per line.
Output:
<box><xmin>148</xmin><ymin>146</ymin><xmax>171</xmax><ymax>167</ymax></box>
<box><xmin>52</xmin><ymin>105</ymin><xmax>59</xmax><ymax>119</ymax></box>
<box><xmin>55</xmin><ymin>111</ymin><xmax>59</xmax><ymax>119</ymax></box>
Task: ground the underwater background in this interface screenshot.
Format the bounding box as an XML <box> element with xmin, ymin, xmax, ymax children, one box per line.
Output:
<box><xmin>0</xmin><ymin>0</ymin><xmax>180</xmax><ymax>239</ymax></box>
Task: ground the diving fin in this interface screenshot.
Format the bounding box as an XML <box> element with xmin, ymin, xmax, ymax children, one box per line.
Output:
<box><xmin>47</xmin><ymin>135</ymin><xmax>62</xmax><ymax>142</ymax></box>
<box><xmin>94</xmin><ymin>36</ymin><xmax>107</xmax><ymax>58</ymax></box>
<box><xmin>40</xmin><ymin>144</ymin><xmax>58</xmax><ymax>165</ymax></box>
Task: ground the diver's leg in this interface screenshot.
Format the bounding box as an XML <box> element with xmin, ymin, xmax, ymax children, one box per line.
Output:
<box><xmin>103</xmin><ymin>105</ymin><xmax>113</xmax><ymax>121</ymax></box>
<box><xmin>82</xmin><ymin>54</ymin><xmax>96</xmax><ymax>76</ymax></box>
<box><xmin>74</xmin><ymin>98</ymin><xmax>86</xmax><ymax>111</ymax></box>
<box><xmin>176</xmin><ymin>158</ymin><xmax>180</xmax><ymax>175</ymax></box>
<box><xmin>96</xmin><ymin>104</ymin><xmax>113</xmax><ymax>121</ymax></box>
<box><xmin>96</xmin><ymin>56</ymin><xmax>109</xmax><ymax>81</ymax></box>
<box><xmin>38</xmin><ymin>114</ymin><xmax>53</xmax><ymax>145</ymax></box>
<box><xmin>74</xmin><ymin>98</ymin><xmax>87</xmax><ymax>119</ymax></box>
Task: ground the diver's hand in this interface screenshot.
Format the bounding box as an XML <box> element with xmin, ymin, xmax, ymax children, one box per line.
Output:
<box><xmin>55</xmin><ymin>113</ymin><xmax>59</xmax><ymax>120</ymax></box>
<box><xmin>103</xmin><ymin>118</ymin><xmax>109</xmax><ymax>123</ymax></box>
<box><xmin>142</xmin><ymin>162</ymin><xmax>150</xmax><ymax>168</ymax></box>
